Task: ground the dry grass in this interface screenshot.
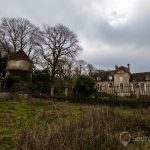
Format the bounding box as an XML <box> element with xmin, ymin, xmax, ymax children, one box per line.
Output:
<box><xmin>17</xmin><ymin>106</ymin><xmax>150</xmax><ymax>150</ymax></box>
<box><xmin>1</xmin><ymin>99</ymin><xmax>150</xmax><ymax>150</ymax></box>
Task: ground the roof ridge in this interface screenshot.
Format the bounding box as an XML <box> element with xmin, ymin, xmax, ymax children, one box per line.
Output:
<box><xmin>8</xmin><ymin>50</ymin><xmax>31</xmax><ymax>62</ymax></box>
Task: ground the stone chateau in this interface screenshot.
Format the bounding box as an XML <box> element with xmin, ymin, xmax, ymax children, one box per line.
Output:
<box><xmin>94</xmin><ymin>64</ymin><xmax>150</xmax><ymax>97</ymax></box>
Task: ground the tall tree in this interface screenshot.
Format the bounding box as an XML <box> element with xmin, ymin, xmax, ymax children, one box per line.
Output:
<box><xmin>87</xmin><ymin>63</ymin><xmax>96</xmax><ymax>76</ymax></box>
<box><xmin>76</xmin><ymin>59</ymin><xmax>87</xmax><ymax>75</ymax></box>
<box><xmin>38</xmin><ymin>24</ymin><xmax>82</xmax><ymax>84</ymax></box>
<box><xmin>56</xmin><ymin>58</ymin><xmax>74</xmax><ymax>79</ymax></box>
<box><xmin>0</xmin><ymin>17</ymin><xmax>40</xmax><ymax>58</ymax></box>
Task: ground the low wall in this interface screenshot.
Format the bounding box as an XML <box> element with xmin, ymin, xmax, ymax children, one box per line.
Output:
<box><xmin>0</xmin><ymin>92</ymin><xmax>12</xmax><ymax>100</ymax></box>
<box><xmin>0</xmin><ymin>92</ymin><xmax>30</xmax><ymax>100</ymax></box>
<box><xmin>17</xmin><ymin>93</ymin><xmax>29</xmax><ymax>100</ymax></box>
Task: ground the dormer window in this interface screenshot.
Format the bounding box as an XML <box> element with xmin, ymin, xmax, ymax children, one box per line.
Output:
<box><xmin>97</xmin><ymin>76</ymin><xmax>101</xmax><ymax>81</ymax></box>
<box><xmin>108</xmin><ymin>76</ymin><xmax>112</xmax><ymax>81</ymax></box>
<box><xmin>145</xmin><ymin>75</ymin><xmax>150</xmax><ymax>81</ymax></box>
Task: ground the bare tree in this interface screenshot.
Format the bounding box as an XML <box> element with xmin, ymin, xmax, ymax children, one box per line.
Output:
<box><xmin>76</xmin><ymin>59</ymin><xmax>87</xmax><ymax>75</ymax></box>
<box><xmin>56</xmin><ymin>58</ymin><xmax>76</xmax><ymax>80</ymax></box>
<box><xmin>38</xmin><ymin>24</ymin><xmax>82</xmax><ymax>83</ymax></box>
<box><xmin>0</xmin><ymin>17</ymin><xmax>40</xmax><ymax>58</ymax></box>
<box><xmin>87</xmin><ymin>63</ymin><xmax>96</xmax><ymax>76</ymax></box>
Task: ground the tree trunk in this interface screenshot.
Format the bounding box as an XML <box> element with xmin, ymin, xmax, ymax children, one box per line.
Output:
<box><xmin>50</xmin><ymin>66</ymin><xmax>56</xmax><ymax>86</ymax></box>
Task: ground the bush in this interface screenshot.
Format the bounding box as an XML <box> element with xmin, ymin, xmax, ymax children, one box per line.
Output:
<box><xmin>32</xmin><ymin>69</ymin><xmax>50</xmax><ymax>94</ymax></box>
<box><xmin>5</xmin><ymin>75</ymin><xmax>20</xmax><ymax>90</ymax></box>
<box><xmin>11</xmin><ymin>82</ymin><xmax>33</xmax><ymax>93</ymax></box>
<box><xmin>73</xmin><ymin>75</ymin><xmax>95</xmax><ymax>101</ymax></box>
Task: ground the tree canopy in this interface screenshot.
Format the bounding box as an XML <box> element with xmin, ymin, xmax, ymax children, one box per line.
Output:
<box><xmin>0</xmin><ymin>17</ymin><xmax>40</xmax><ymax>59</ymax></box>
<box><xmin>37</xmin><ymin>24</ymin><xmax>82</xmax><ymax>83</ymax></box>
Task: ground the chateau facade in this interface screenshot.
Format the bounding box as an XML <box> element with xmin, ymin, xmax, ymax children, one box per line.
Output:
<box><xmin>94</xmin><ymin>64</ymin><xmax>150</xmax><ymax>97</ymax></box>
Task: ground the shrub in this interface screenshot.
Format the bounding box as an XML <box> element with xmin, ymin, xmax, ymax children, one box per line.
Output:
<box><xmin>11</xmin><ymin>82</ymin><xmax>33</xmax><ymax>93</ymax></box>
<box><xmin>5</xmin><ymin>75</ymin><xmax>20</xmax><ymax>90</ymax></box>
<box><xmin>32</xmin><ymin>69</ymin><xmax>51</xmax><ymax>94</ymax></box>
<box><xmin>73</xmin><ymin>75</ymin><xmax>95</xmax><ymax>101</ymax></box>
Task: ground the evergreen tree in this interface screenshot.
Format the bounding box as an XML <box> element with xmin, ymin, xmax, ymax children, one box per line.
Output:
<box><xmin>0</xmin><ymin>52</ymin><xmax>7</xmax><ymax>76</ymax></box>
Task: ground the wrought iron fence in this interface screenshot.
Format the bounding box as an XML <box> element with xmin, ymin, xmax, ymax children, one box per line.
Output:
<box><xmin>96</xmin><ymin>84</ymin><xmax>150</xmax><ymax>100</ymax></box>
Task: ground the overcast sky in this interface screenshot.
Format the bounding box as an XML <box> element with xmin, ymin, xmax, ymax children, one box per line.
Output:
<box><xmin>0</xmin><ymin>0</ymin><xmax>150</xmax><ymax>72</ymax></box>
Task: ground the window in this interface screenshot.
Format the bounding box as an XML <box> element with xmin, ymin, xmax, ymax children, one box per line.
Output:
<box><xmin>97</xmin><ymin>84</ymin><xmax>101</xmax><ymax>92</ymax></box>
<box><xmin>109</xmin><ymin>76</ymin><xmax>112</xmax><ymax>81</ymax></box>
<box><xmin>131</xmin><ymin>83</ymin><xmax>135</xmax><ymax>92</ymax></box>
<box><xmin>119</xmin><ymin>77</ymin><xmax>124</xmax><ymax>82</ymax></box>
<box><xmin>120</xmin><ymin>83</ymin><xmax>124</xmax><ymax>92</ymax></box>
<box><xmin>141</xmin><ymin>83</ymin><xmax>146</xmax><ymax>93</ymax></box>
<box><xmin>97</xmin><ymin>76</ymin><xmax>101</xmax><ymax>81</ymax></box>
<box><xmin>109</xmin><ymin>82</ymin><xmax>113</xmax><ymax>87</ymax></box>
<box><xmin>145</xmin><ymin>75</ymin><xmax>150</xmax><ymax>81</ymax></box>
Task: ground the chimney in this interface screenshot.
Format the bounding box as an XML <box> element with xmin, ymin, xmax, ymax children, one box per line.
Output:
<box><xmin>127</xmin><ymin>64</ymin><xmax>130</xmax><ymax>72</ymax></box>
<box><xmin>115</xmin><ymin>65</ymin><xmax>118</xmax><ymax>70</ymax></box>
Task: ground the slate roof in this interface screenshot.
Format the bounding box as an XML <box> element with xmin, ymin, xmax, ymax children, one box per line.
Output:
<box><xmin>94</xmin><ymin>65</ymin><xmax>150</xmax><ymax>82</ymax></box>
<box><xmin>130</xmin><ymin>72</ymin><xmax>150</xmax><ymax>82</ymax></box>
<box><xmin>93</xmin><ymin>70</ymin><xmax>114</xmax><ymax>81</ymax></box>
<box><xmin>8</xmin><ymin>50</ymin><xmax>31</xmax><ymax>62</ymax></box>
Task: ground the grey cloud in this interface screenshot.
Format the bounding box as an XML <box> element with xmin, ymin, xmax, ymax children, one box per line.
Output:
<box><xmin>90</xmin><ymin>1</ymin><xmax>150</xmax><ymax>49</ymax></box>
<box><xmin>0</xmin><ymin>0</ymin><xmax>150</xmax><ymax>72</ymax></box>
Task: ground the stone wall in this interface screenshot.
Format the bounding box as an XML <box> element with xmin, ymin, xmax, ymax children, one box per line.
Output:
<box><xmin>114</xmin><ymin>71</ymin><xmax>130</xmax><ymax>86</ymax></box>
<box><xmin>6</xmin><ymin>60</ymin><xmax>31</xmax><ymax>72</ymax></box>
<box><xmin>0</xmin><ymin>92</ymin><xmax>12</xmax><ymax>99</ymax></box>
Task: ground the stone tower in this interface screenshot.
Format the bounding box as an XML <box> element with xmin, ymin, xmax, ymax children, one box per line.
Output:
<box><xmin>6</xmin><ymin>50</ymin><xmax>32</xmax><ymax>82</ymax></box>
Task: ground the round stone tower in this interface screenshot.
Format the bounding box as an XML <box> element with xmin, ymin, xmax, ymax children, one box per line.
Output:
<box><xmin>6</xmin><ymin>50</ymin><xmax>32</xmax><ymax>82</ymax></box>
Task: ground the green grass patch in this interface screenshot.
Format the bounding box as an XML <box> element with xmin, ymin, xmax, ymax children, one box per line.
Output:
<box><xmin>0</xmin><ymin>99</ymin><xmax>150</xmax><ymax>149</ymax></box>
<box><xmin>0</xmin><ymin>99</ymin><xmax>90</xmax><ymax>149</ymax></box>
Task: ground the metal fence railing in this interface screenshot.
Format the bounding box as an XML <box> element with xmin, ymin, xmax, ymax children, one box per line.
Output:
<box><xmin>96</xmin><ymin>84</ymin><xmax>150</xmax><ymax>100</ymax></box>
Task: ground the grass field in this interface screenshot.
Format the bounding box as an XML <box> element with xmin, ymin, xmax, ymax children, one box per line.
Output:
<box><xmin>0</xmin><ymin>99</ymin><xmax>150</xmax><ymax>149</ymax></box>
<box><xmin>0</xmin><ymin>99</ymin><xmax>91</xmax><ymax>149</ymax></box>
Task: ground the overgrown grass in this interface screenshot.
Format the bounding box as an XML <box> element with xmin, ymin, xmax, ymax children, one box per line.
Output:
<box><xmin>0</xmin><ymin>99</ymin><xmax>150</xmax><ymax>149</ymax></box>
<box><xmin>0</xmin><ymin>99</ymin><xmax>89</xmax><ymax>150</ymax></box>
